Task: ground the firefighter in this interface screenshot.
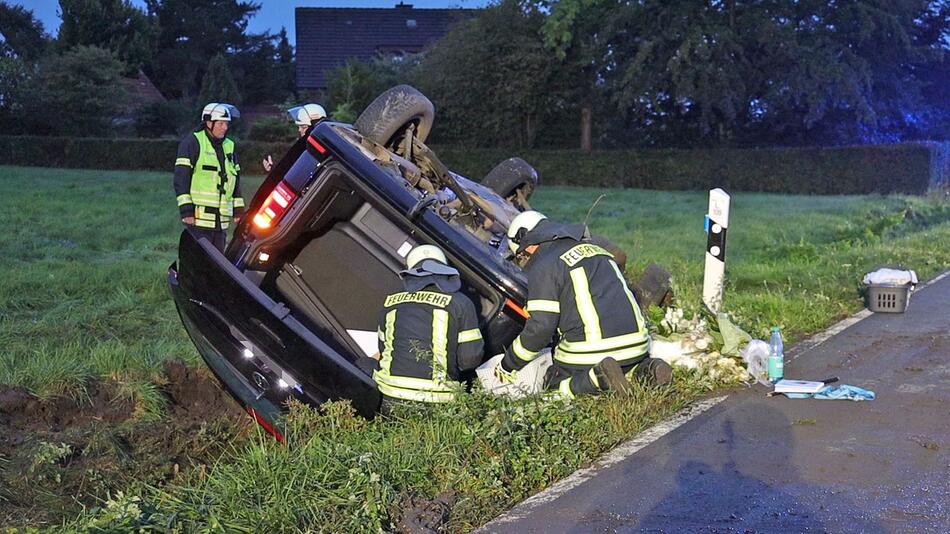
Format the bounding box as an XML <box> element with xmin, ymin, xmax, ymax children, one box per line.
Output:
<box><xmin>496</xmin><ymin>211</ymin><xmax>673</xmax><ymax>399</ymax></box>
<box><xmin>173</xmin><ymin>103</ymin><xmax>244</xmax><ymax>252</ymax></box>
<box><xmin>262</xmin><ymin>103</ymin><xmax>328</xmax><ymax>172</ymax></box>
<box><xmin>373</xmin><ymin>245</ymin><xmax>484</xmax><ymax>412</ymax></box>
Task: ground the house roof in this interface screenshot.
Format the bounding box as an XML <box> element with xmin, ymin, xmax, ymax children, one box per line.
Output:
<box><xmin>295</xmin><ymin>3</ymin><xmax>473</xmax><ymax>89</ymax></box>
<box><xmin>120</xmin><ymin>70</ymin><xmax>166</xmax><ymax>108</ymax></box>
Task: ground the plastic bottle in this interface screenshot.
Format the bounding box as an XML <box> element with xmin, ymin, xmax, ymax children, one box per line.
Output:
<box><xmin>768</xmin><ymin>327</ymin><xmax>784</xmax><ymax>382</ymax></box>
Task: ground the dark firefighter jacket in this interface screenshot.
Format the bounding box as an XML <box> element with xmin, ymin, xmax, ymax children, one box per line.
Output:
<box><xmin>173</xmin><ymin>128</ymin><xmax>245</xmax><ymax>229</ymax></box>
<box><xmin>373</xmin><ymin>279</ymin><xmax>484</xmax><ymax>403</ymax></box>
<box><xmin>501</xmin><ymin>219</ymin><xmax>650</xmax><ymax>372</ymax></box>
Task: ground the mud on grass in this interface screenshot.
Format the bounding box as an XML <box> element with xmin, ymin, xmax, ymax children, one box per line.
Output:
<box><xmin>0</xmin><ymin>360</ymin><xmax>250</xmax><ymax>528</ymax></box>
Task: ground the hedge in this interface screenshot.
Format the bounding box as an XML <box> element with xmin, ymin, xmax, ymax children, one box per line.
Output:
<box><xmin>434</xmin><ymin>143</ymin><xmax>950</xmax><ymax>195</ymax></box>
<box><xmin>0</xmin><ymin>135</ymin><xmax>946</xmax><ymax>195</ymax></box>
<box><xmin>0</xmin><ymin>136</ymin><xmax>285</xmax><ymax>176</ymax></box>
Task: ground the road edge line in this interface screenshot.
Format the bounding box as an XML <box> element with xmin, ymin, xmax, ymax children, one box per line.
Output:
<box><xmin>478</xmin><ymin>395</ymin><xmax>727</xmax><ymax>530</ymax></box>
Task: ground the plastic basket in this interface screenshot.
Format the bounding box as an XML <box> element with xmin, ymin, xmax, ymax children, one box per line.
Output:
<box><xmin>866</xmin><ymin>284</ymin><xmax>912</xmax><ymax>313</ymax></box>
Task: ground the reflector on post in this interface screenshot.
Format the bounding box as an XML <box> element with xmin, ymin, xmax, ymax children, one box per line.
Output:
<box><xmin>703</xmin><ymin>188</ymin><xmax>730</xmax><ymax>313</ymax></box>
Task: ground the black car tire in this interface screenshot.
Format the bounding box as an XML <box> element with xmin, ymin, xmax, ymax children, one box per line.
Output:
<box><xmin>481</xmin><ymin>157</ymin><xmax>540</xmax><ymax>209</ymax></box>
<box><xmin>355</xmin><ymin>85</ymin><xmax>435</xmax><ymax>147</ymax></box>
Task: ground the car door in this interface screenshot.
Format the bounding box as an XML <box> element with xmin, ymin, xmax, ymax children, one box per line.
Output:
<box><xmin>169</xmin><ymin>228</ymin><xmax>381</xmax><ymax>427</ymax></box>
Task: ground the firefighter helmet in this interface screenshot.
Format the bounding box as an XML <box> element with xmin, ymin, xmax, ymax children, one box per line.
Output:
<box><xmin>287</xmin><ymin>103</ymin><xmax>327</xmax><ymax>127</ymax></box>
<box><xmin>201</xmin><ymin>103</ymin><xmax>240</xmax><ymax>122</ymax></box>
<box><xmin>405</xmin><ymin>244</ymin><xmax>448</xmax><ymax>270</ymax></box>
<box><xmin>507</xmin><ymin>210</ymin><xmax>548</xmax><ymax>253</ymax></box>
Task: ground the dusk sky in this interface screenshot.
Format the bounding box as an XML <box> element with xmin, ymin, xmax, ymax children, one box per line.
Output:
<box><xmin>15</xmin><ymin>0</ymin><xmax>490</xmax><ymax>45</ymax></box>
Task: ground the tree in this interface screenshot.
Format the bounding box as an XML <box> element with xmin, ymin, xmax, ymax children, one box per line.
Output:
<box><xmin>21</xmin><ymin>45</ymin><xmax>127</xmax><ymax>136</ymax></box>
<box><xmin>228</xmin><ymin>27</ymin><xmax>295</xmax><ymax>106</ymax></box>
<box><xmin>198</xmin><ymin>53</ymin><xmax>242</xmax><ymax>105</ymax></box>
<box><xmin>145</xmin><ymin>0</ymin><xmax>262</xmax><ymax>100</ymax></box>
<box><xmin>58</xmin><ymin>0</ymin><xmax>154</xmax><ymax>73</ymax></box>
<box><xmin>0</xmin><ymin>1</ymin><xmax>50</xmax><ymax>60</ymax></box>
<box><xmin>415</xmin><ymin>0</ymin><xmax>569</xmax><ymax>147</ymax></box>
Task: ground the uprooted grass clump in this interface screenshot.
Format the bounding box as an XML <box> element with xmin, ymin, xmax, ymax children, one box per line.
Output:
<box><xmin>76</xmin><ymin>375</ymin><xmax>709</xmax><ymax>532</ymax></box>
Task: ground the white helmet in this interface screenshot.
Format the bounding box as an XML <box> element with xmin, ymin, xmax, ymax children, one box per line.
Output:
<box><xmin>507</xmin><ymin>210</ymin><xmax>547</xmax><ymax>253</ymax></box>
<box><xmin>202</xmin><ymin>103</ymin><xmax>240</xmax><ymax>122</ymax></box>
<box><xmin>288</xmin><ymin>103</ymin><xmax>327</xmax><ymax>127</ymax></box>
<box><xmin>406</xmin><ymin>244</ymin><xmax>448</xmax><ymax>270</ymax></box>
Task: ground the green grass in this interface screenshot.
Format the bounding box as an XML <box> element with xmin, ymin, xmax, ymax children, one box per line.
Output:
<box><xmin>0</xmin><ymin>165</ymin><xmax>948</xmax><ymax>531</ymax></box>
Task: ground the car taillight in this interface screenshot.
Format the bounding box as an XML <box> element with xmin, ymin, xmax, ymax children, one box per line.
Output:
<box><xmin>253</xmin><ymin>181</ymin><xmax>297</xmax><ymax>230</ymax></box>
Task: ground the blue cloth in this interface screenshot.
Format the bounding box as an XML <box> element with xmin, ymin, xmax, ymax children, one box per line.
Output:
<box><xmin>785</xmin><ymin>384</ymin><xmax>875</xmax><ymax>401</ymax></box>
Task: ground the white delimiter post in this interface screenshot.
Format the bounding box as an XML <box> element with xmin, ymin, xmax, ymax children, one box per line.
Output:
<box><xmin>703</xmin><ymin>188</ymin><xmax>731</xmax><ymax>313</ymax></box>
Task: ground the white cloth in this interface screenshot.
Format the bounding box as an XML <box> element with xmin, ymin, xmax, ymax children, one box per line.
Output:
<box><xmin>476</xmin><ymin>350</ymin><xmax>552</xmax><ymax>399</ymax></box>
<box><xmin>863</xmin><ymin>268</ymin><xmax>917</xmax><ymax>287</ymax></box>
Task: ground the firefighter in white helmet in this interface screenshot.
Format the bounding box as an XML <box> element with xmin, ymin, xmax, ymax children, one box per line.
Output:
<box><xmin>262</xmin><ymin>103</ymin><xmax>328</xmax><ymax>172</ymax></box>
<box><xmin>173</xmin><ymin>103</ymin><xmax>244</xmax><ymax>252</ymax></box>
<box><xmin>496</xmin><ymin>210</ymin><xmax>672</xmax><ymax>398</ymax></box>
<box><xmin>372</xmin><ymin>244</ymin><xmax>484</xmax><ymax>413</ymax></box>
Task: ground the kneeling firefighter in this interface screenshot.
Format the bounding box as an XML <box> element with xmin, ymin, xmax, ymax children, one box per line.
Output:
<box><xmin>497</xmin><ymin>211</ymin><xmax>672</xmax><ymax>398</ymax></box>
<box><xmin>373</xmin><ymin>245</ymin><xmax>484</xmax><ymax>411</ymax></box>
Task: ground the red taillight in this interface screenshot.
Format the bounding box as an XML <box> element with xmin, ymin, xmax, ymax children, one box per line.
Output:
<box><xmin>307</xmin><ymin>135</ymin><xmax>327</xmax><ymax>154</ymax></box>
<box><xmin>253</xmin><ymin>181</ymin><xmax>297</xmax><ymax>230</ymax></box>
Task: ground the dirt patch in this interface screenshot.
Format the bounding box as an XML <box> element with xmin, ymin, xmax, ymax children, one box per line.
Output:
<box><xmin>0</xmin><ymin>360</ymin><xmax>251</xmax><ymax>529</ymax></box>
<box><xmin>393</xmin><ymin>491</ymin><xmax>457</xmax><ymax>534</ymax></box>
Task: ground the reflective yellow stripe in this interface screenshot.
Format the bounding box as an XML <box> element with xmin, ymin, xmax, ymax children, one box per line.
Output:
<box><xmin>373</xmin><ymin>308</ymin><xmax>458</xmax><ymax>402</ymax></box>
<box><xmin>379</xmin><ymin>309</ymin><xmax>397</xmax><ymax>376</ymax></box>
<box><xmin>570</xmin><ymin>267</ymin><xmax>601</xmax><ymax>341</ymax></box>
<box><xmin>588</xmin><ymin>367</ymin><xmax>601</xmax><ymax>389</ymax></box>
<box><xmin>377</xmin><ymin>328</ymin><xmax>385</xmax><ymax>341</ymax></box>
<box><xmin>233</xmin><ymin>197</ymin><xmax>245</xmax><ymax>208</ymax></box>
<box><xmin>375</xmin><ymin>372</ymin><xmax>458</xmax><ymax>393</ymax></box>
<box><xmin>526</xmin><ymin>299</ymin><xmax>560</xmax><ymax>314</ymax></box>
<box><xmin>376</xmin><ymin>381</ymin><xmax>456</xmax><ymax>403</ymax></box>
<box><xmin>512</xmin><ymin>336</ymin><xmax>539</xmax><ymax>363</ymax></box>
<box><xmin>610</xmin><ymin>260</ymin><xmax>648</xmax><ymax>330</ymax></box>
<box><xmin>558</xmin><ymin>331</ymin><xmax>649</xmax><ymax>353</ymax></box>
<box><xmin>554</xmin><ymin>343</ymin><xmax>649</xmax><ymax>366</ymax></box>
<box><xmin>175</xmin><ymin>157</ymin><xmax>192</xmax><ymax>167</ymax></box>
<box><xmin>176</xmin><ymin>194</ymin><xmax>193</xmax><ymax>206</ymax></box>
<box><xmin>432</xmin><ymin>309</ymin><xmax>449</xmax><ymax>383</ymax></box>
<box><xmin>558</xmin><ymin>377</ymin><xmax>575</xmax><ymax>399</ymax></box>
<box><xmin>458</xmin><ymin>328</ymin><xmax>482</xmax><ymax>343</ymax></box>
<box><xmin>193</xmin><ymin>219</ymin><xmax>218</xmax><ymax>229</ymax></box>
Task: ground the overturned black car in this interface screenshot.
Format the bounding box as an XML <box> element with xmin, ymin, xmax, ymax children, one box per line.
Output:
<box><xmin>168</xmin><ymin>86</ymin><xmax>618</xmax><ymax>438</ymax></box>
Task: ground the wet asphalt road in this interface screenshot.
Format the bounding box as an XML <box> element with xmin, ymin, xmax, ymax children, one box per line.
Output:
<box><xmin>482</xmin><ymin>273</ymin><xmax>950</xmax><ymax>533</ymax></box>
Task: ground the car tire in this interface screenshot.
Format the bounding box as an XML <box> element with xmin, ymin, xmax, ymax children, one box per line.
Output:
<box><xmin>354</xmin><ymin>85</ymin><xmax>435</xmax><ymax>147</ymax></box>
<box><xmin>481</xmin><ymin>157</ymin><xmax>540</xmax><ymax>210</ymax></box>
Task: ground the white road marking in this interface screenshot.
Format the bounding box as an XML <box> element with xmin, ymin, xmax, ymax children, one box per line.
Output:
<box><xmin>479</xmin><ymin>270</ymin><xmax>950</xmax><ymax>532</ymax></box>
<box><xmin>479</xmin><ymin>396</ymin><xmax>727</xmax><ymax>530</ymax></box>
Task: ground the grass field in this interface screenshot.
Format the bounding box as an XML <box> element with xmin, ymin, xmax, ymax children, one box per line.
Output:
<box><xmin>0</xmin><ymin>165</ymin><xmax>948</xmax><ymax>530</ymax></box>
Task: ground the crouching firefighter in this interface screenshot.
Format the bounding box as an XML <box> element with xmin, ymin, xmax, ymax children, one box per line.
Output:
<box><xmin>497</xmin><ymin>211</ymin><xmax>672</xmax><ymax>399</ymax></box>
<box><xmin>173</xmin><ymin>102</ymin><xmax>245</xmax><ymax>252</ymax></box>
<box><xmin>373</xmin><ymin>245</ymin><xmax>484</xmax><ymax>412</ymax></box>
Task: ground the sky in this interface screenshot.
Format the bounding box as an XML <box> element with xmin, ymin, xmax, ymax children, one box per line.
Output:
<box><xmin>14</xmin><ymin>0</ymin><xmax>490</xmax><ymax>45</ymax></box>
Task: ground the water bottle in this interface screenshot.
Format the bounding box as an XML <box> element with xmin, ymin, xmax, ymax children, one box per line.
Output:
<box><xmin>768</xmin><ymin>327</ymin><xmax>784</xmax><ymax>382</ymax></box>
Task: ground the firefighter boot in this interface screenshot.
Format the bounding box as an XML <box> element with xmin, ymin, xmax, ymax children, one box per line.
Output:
<box><xmin>633</xmin><ymin>357</ymin><xmax>674</xmax><ymax>386</ymax></box>
<box><xmin>592</xmin><ymin>357</ymin><xmax>634</xmax><ymax>397</ymax></box>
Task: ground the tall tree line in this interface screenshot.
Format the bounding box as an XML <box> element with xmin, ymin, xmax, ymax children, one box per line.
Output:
<box><xmin>0</xmin><ymin>0</ymin><xmax>296</xmax><ymax>136</ymax></box>
<box><xmin>334</xmin><ymin>0</ymin><xmax>949</xmax><ymax>149</ymax></box>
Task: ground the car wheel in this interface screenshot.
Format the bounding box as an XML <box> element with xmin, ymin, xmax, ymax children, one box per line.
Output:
<box><xmin>481</xmin><ymin>158</ymin><xmax>540</xmax><ymax>211</ymax></box>
<box><xmin>354</xmin><ymin>85</ymin><xmax>435</xmax><ymax>147</ymax></box>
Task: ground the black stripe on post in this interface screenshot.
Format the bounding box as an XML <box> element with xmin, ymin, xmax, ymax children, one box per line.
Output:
<box><xmin>706</xmin><ymin>223</ymin><xmax>727</xmax><ymax>262</ymax></box>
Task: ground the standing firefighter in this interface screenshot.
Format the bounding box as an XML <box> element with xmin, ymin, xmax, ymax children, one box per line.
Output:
<box><xmin>174</xmin><ymin>103</ymin><xmax>245</xmax><ymax>252</ymax></box>
<box><xmin>497</xmin><ymin>211</ymin><xmax>672</xmax><ymax>399</ymax></box>
<box><xmin>373</xmin><ymin>245</ymin><xmax>484</xmax><ymax>412</ymax></box>
<box><xmin>262</xmin><ymin>103</ymin><xmax>328</xmax><ymax>172</ymax></box>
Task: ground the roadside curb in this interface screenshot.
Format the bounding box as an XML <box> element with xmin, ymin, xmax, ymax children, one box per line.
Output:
<box><xmin>478</xmin><ymin>269</ymin><xmax>949</xmax><ymax>532</ymax></box>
